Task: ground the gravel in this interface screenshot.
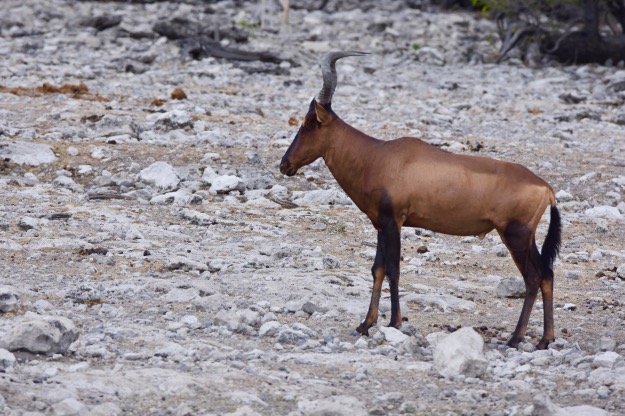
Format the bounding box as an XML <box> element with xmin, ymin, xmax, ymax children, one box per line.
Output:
<box><xmin>1</xmin><ymin>0</ymin><xmax>625</xmax><ymax>414</ymax></box>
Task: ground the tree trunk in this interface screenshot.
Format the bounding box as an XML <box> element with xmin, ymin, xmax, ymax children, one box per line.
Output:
<box><xmin>583</xmin><ymin>0</ymin><xmax>600</xmax><ymax>39</ymax></box>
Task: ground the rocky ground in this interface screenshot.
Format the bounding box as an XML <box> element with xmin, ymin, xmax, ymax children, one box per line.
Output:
<box><xmin>1</xmin><ymin>0</ymin><xmax>625</xmax><ymax>415</ymax></box>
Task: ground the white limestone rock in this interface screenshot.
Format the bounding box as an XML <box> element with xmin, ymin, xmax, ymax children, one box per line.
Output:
<box><xmin>0</xmin><ymin>141</ymin><xmax>57</xmax><ymax>166</ymax></box>
<box><xmin>433</xmin><ymin>327</ymin><xmax>488</xmax><ymax>378</ymax></box>
<box><xmin>138</xmin><ymin>161</ymin><xmax>180</xmax><ymax>191</ymax></box>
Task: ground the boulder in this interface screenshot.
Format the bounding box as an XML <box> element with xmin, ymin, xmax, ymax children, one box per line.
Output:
<box><xmin>1</xmin><ymin>314</ymin><xmax>80</xmax><ymax>354</ymax></box>
<box><xmin>433</xmin><ymin>327</ymin><xmax>487</xmax><ymax>378</ymax></box>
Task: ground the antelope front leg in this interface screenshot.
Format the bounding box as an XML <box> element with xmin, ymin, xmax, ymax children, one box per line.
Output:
<box><xmin>355</xmin><ymin>231</ymin><xmax>385</xmax><ymax>336</ymax></box>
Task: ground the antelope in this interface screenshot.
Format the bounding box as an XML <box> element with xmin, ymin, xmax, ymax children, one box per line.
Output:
<box><xmin>280</xmin><ymin>52</ymin><xmax>561</xmax><ymax>349</ymax></box>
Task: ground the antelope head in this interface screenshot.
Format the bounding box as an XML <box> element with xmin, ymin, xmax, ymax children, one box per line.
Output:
<box><xmin>279</xmin><ymin>51</ymin><xmax>368</xmax><ymax>177</ymax></box>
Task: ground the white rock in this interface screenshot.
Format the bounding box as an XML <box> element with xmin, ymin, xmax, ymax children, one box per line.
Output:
<box><xmin>584</xmin><ymin>205</ymin><xmax>623</xmax><ymax>220</ymax></box>
<box><xmin>560</xmin><ymin>406</ymin><xmax>610</xmax><ymax>416</ymax></box>
<box><xmin>297</xmin><ymin>395</ymin><xmax>368</xmax><ymax>416</ymax></box>
<box><xmin>0</xmin><ymin>238</ymin><xmax>22</xmax><ymax>250</ymax></box>
<box><xmin>18</xmin><ymin>216</ymin><xmax>40</xmax><ymax>230</ymax></box>
<box><xmin>150</xmin><ymin>189</ymin><xmax>196</xmax><ymax>205</ymax></box>
<box><xmin>404</xmin><ymin>293</ymin><xmax>476</xmax><ymax>312</ymax></box>
<box><xmin>201</xmin><ymin>165</ymin><xmax>218</xmax><ymax>183</ymax></box>
<box><xmin>181</xmin><ymin>315</ymin><xmax>202</xmax><ymax>329</ymax></box>
<box><xmin>240</xmin><ymin>309</ymin><xmax>261</xmax><ymax>328</ymax></box>
<box><xmin>259</xmin><ymin>321</ymin><xmax>281</xmax><ymax>337</ymax></box>
<box><xmin>378</xmin><ymin>326</ymin><xmax>409</xmax><ymax>345</ymax></box>
<box><xmin>210</xmin><ymin>175</ymin><xmax>243</xmax><ymax>194</ymax></box>
<box><xmin>91</xmin><ymin>402</ymin><xmax>123</xmax><ymax>416</ymax></box>
<box><xmin>139</xmin><ymin>161</ymin><xmax>180</xmax><ymax>191</ymax></box>
<box><xmin>167</xmin><ymin>256</ymin><xmax>208</xmax><ymax>272</ymax></box>
<box><xmin>555</xmin><ymin>190</ymin><xmax>574</xmax><ymax>201</ymax></box>
<box><xmin>90</xmin><ymin>147</ymin><xmax>117</xmax><ymax>159</ymax></box>
<box><xmin>0</xmin><ymin>286</ymin><xmax>19</xmax><ymax>312</ymax></box>
<box><xmin>49</xmin><ymin>397</ymin><xmax>90</xmax><ymax>416</ymax></box>
<box><xmin>0</xmin><ymin>141</ymin><xmax>57</xmax><ymax>166</ymax></box>
<box><xmin>1</xmin><ymin>315</ymin><xmax>80</xmax><ymax>354</ymax></box>
<box><xmin>417</xmin><ymin>46</ymin><xmax>445</xmax><ymax>66</ymax></box>
<box><xmin>593</xmin><ymin>351</ymin><xmax>623</xmax><ymax>369</ymax></box>
<box><xmin>533</xmin><ymin>392</ymin><xmax>610</xmax><ymax>416</ymax></box>
<box><xmin>77</xmin><ymin>165</ymin><xmax>94</xmax><ymax>175</ymax></box>
<box><xmin>433</xmin><ymin>327</ymin><xmax>488</xmax><ymax>378</ymax></box>
<box><xmin>224</xmin><ymin>405</ymin><xmax>263</xmax><ymax>416</ymax></box>
<box><xmin>53</xmin><ymin>176</ymin><xmax>83</xmax><ymax>192</ymax></box>
<box><xmin>495</xmin><ymin>277</ymin><xmax>526</xmax><ymax>298</ymax></box>
<box><xmin>0</xmin><ymin>348</ymin><xmax>16</xmax><ymax>369</ymax></box>
<box><xmin>425</xmin><ymin>331</ymin><xmax>449</xmax><ymax>349</ymax></box>
<box><xmin>152</xmin><ymin>110</ymin><xmax>193</xmax><ymax>131</ymax></box>
<box><xmin>292</xmin><ymin>189</ymin><xmax>352</xmax><ymax>206</ymax></box>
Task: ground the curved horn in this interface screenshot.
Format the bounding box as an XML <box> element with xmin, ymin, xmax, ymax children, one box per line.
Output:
<box><xmin>315</xmin><ymin>51</ymin><xmax>369</xmax><ymax>105</ymax></box>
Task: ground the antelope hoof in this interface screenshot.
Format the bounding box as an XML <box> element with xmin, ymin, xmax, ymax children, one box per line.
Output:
<box><xmin>506</xmin><ymin>337</ymin><xmax>523</xmax><ymax>349</ymax></box>
<box><xmin>536</xmin><ymin>338</ymin><xmax>554</xmax><ymax>350</ymax></box>
<box><xmin>355</xmin><ymin>321</ymin><xmax>375</xmax><ymax>336</ymax></box>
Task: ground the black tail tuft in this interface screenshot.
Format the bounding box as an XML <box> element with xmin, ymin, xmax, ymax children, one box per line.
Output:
<box><xmin>541</xmin><ymin>205</ymin><xmax>561</xmax><ymax>276</ymax></box>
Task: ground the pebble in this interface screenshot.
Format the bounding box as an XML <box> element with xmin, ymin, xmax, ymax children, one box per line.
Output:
<box><xmin>0</xmin><ymin>286</ymin><xmax>19</xmax><ymax>312</ymax></box>
<box><xmin>593</xmin><ymin>351</ymin><xmax>623</xmax><ymax>369</ymax></box>
<box><xmin>495</xmin><ymin>277</ymin><xmax>525</xmax><ymax>298</ymax></box>
<box><xmin>138</xmin><ymin>161</ymin><xmax>180</xmax><ymax>191</ymax></box>
<box><xmin>0</xmin><ymin>348</ymin><xmax>16</xmax><ymax>369</ymax></box>
<box><xmin>297</xmin><ymin>395</ymin><xmax>368</xmax><ymax>416</ymax></box>
<box><xmin>210</xmin><ymin>175</ymin><xmax>244</xmax><ymax>194</ymax></box>
<box><xmin>378</xmin><ymin>326</ymin><xmax>409</xmax><ymax>345</ymax></box>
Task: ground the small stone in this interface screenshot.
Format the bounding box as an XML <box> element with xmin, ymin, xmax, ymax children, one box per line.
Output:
<box><xmin>0</xmin><ymin>286</ymin><xmax>19</xmax><ymax>312</ymax></box>
<box><xmin>49</xmin><ymin>398</ymin><xmax>90</xmax><ymax>416</ymax></box>
<box><xmin>181</xmin><ymin>315</ymin><xmax>202</xmax><ymax>329</ymax></box>
<box><xmin>0</xmin><ymin>348</ymin><xmax>16</xmax><ymax>369</ymax></box>
<box><xmin>417</xmin><ymin>46</ymin><xmax>445</xmax><ymax>65</ymax></box>
<box><xmin>566</xmin><ymin>271</ymin><xmax>582</xmax><ymax>280</ymax></box>
<box><xmin>210</xmin><ymin>175</ymin><xmax>243</xmax><ymax>194</ymax></box>
<box><xmin>495</xmin><ymin>277</ymin><xmax>526</xmax><ymax>298</ymax></box>
<box><xmin>139</xmin><ymin>161</ymin><xmax>180</xmax><ymax>191</ymax></box>
<box><xmin>259</xmin><ymin>321</ymin><xmax>281</xmax><ymax>337</ymax></box>
<box><xmin>556</xmin><ymin>190</ymin><xmax>574</xmax><ymax>201</ymax></box>
<box><xmin>378</xmin><ymin>326</ymin><xmax>410</xmax><ymax>345</ymax></box>
<box><xmin>584</xmin><ymin>205</ymin><xmax>623</xmax><ymax>220</ymax></box>
<box><xmin>354</xmin><ymin>337</ymin><xmax>369</xmax><ymax>349</ymax></box>
<box><xmin>593</xmin><ymin>351</ymin><xmax>622</xmax><ymax>369</ymax></box>
<box><xmin>322</xmin><ymin>255</ymin><xmax>340</xmax><ymax>269</ymax></box>
<box><xmin>302</xmin><ymin>301</ymin><xmax>329</xmax><ymax>315</ymax></box>
<box><xmin>17</xmin><ymin>216</ymin><xmax>39</xmax><ymax>231</ymax></box>
<box><xmin>597</xmin><ymin>337</ymin><xmax>616</xmax><ymax>352</ymax></box>
<box><xmin>297</xmin><ymin>395</ymin><xmax>368</xmax><ymax>416</ymax></box>
<box><xmin>276</xmin><ymin>327</ymin><xmax>309</xmax><ymax>345</ymax></box>
<box><xmin>152</xmin><ymin>110</ymin><xmax>194</xmax><ymax>131</ymax></box>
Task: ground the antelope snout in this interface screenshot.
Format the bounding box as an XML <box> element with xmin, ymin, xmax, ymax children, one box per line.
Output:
<box><xmin>280</xmin><ymin>158</ymin><xmax>296</xmax><ymax>176</ymax></box>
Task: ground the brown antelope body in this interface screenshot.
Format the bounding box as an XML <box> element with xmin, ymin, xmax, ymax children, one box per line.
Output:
<box><xmin>280</xmin><ymin>52</ymin><xmax>561</xmax><ymax>349</ymax></box>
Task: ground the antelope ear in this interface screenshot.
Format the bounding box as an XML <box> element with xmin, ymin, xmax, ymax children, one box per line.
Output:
<box><xmin>314</xmin><ymin>100</ymin><xmax>333</xmax><ymax>125</ymax></box>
